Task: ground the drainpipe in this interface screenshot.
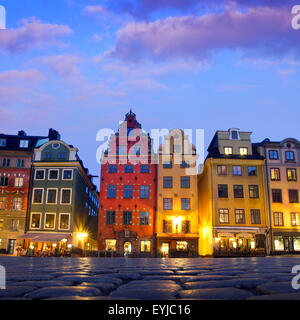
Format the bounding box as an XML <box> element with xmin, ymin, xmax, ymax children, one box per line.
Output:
<box><xmin>264</xmin><ymin>145</ymin><xmax>273</xmax><ymax>256</ymax></box>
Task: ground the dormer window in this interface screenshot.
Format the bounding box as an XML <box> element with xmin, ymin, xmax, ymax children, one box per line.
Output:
<box><xmin>0</xmin><ymin>139</ymin><xmax>6</xmax><ymax>147</ymax></box>
<box><xmin>230</xmin><ymin>129</ymin><xmax>240</xmax><ymax>140</ymax></box>
<box><xmin>224</xmin><ymin>147</ymin><xmax>232</xmax><ymax>155</ymax></box>
<box><xmin>240</xmin><ymin>148</ymin><xmax>248</xmax><ymax>156</ymax></box>
<box><xmin>19</xmin><ymin>140</ymin><xmax>29</xmax><ymax>148</ymax></box>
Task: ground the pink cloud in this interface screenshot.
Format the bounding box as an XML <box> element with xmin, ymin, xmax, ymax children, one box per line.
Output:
<box><xmin>111</xmin><ymin>7</ymin><xmax>297</xmax><ymax>61</ymax></box>
<box><xmin>0</xmin><ymin>69</ymin><xmax>45</xmax><ymax>84</ymax></box>
<box><xmin>0</xmin><ymin>17</ymin><xmax>72</xmax><ymax>53</ymax></box>
<box><xmin>0</xmin><ymin>86</ymin><xmax>26</xmax><ymax>104</ymax></box>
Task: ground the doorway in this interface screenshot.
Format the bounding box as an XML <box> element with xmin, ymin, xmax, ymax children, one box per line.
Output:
<box><xmin>161</xmin><ymin>242</ymin><xmax>169</xmax><ymax>257</ymax></box>
<box><xmin>123</xmin><ymin>241</ymin><xmax>132</xmax><ymax>256</ymax></box>
<box><xmin>283</xmin><ymin>237</ymin><xmax>294</xmax><ymax>253</ymax></box>
<box><xmin>8</xmin><ymin>239</ymin><xmax>16</xmax><ymax>255</ymax></box>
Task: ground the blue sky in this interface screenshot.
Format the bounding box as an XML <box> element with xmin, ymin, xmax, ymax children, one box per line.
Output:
<box><xmin>1</xmin><ymin>0</ymin><xmax>300</xmax><ymax>187</ymax></box>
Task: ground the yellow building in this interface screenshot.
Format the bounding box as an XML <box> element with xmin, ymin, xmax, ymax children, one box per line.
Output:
<box><xmin>259</xmin><ymin>138</ymin><xmax>300</xmax><ymax>254</ymax></box>
<box><xmin>198</xmin><ymin>129</ymin><xmax>268</xmax><ymax>256</ymax></box>
<box><xmin>156</xmin><ymin>129</ymin><xmax>198</xmax><ymax>257</ymax></box>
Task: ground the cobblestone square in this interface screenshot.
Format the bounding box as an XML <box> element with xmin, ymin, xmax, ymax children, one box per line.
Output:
<box><xmin>0</xmin><ymin>256</ymin><xmax>300</xmax><ymax>300</ymax></box>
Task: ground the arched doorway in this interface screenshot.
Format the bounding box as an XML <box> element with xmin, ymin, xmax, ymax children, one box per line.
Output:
<box><xmin>123</xmin><ymin>241</ymin><xmax>132</xmax><ymax>256</ymax></box>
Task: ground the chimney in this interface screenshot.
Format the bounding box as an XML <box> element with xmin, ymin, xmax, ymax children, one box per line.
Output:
<box><xmin>18</xmin><ymin>130</ymin><xmax>27</xmax><ymax>137</ymax></box>
<box><xmin>48</xmin><ymin>128</ymin><xmax>61</xmax><ymax>141</ymax></box>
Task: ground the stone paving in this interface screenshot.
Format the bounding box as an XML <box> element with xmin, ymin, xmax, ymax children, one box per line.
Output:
<box><xmin>0</xmin><ymin>256</ymin><xmax>300</xmax><ymax>300</ymax></box>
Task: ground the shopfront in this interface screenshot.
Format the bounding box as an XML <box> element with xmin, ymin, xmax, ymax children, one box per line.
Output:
<box><xmin>272</xmin><ymin>232</ymin><xmax>300</xmax><ymax>254</ymax></box>
<box><xmin>158</xmin><ymin>238</ymin><xmax>198</xmax><ymax>257</ymax></box>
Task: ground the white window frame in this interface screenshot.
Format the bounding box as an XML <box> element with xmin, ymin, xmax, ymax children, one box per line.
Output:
<box><xmin>32</xmin><ymin>188</ymin><xmax>44</xmax><ymax>204</ymax></box>
<box><xmin>58</xmin><ymin>213</ymin><xmax>71</xmax><ymax>231</ymax></box>
<box><xmin>30</xmin><ymin>212</ymin><xmax>42</xmax><ymax>230</ymax></box>
<box><xmin>62</xmin><ymin>169</ymin><xmax>73</xmax><ymax>181</ymax></box>
<box><xmin>48</xmin><ymin>169</ymin><xmax>59</xmax><ymax>181</ymax></box>
<box><xmin>14</xmin><ymin>177</ymin><xmax>24</xmax><ymax>187</ymax></box>
<box><xmin>35</xmin><ymin>169</ymin><xmax>45</xmax><ymax>180</ymax></box>
<box><xmin>19</xmin><ymin>140</ymin><xmax>29</xmax><ymax>148</ymax></box>
<box><xmin>46</xmin><ymin>188</ymin><xmax>58</xmax><ymax>205</ymax></box>
<box><xmin>44</xmin><ymin>213</ymin><xmax>56</xmax><ymax>230</ymax></box>
<box><xmin>60</xmin><ymin>188</ymin><xmax>72</xmax><ymax>205</ymax></box>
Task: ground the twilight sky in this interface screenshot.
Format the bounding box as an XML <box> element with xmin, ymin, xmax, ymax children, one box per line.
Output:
<box><xmin>1</xmin><ymin>0</ymin><xmax>300</xmax><ymax>187</ymax></box>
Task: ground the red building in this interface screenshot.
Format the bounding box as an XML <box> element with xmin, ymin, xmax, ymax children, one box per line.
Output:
<box><xmin>98</xmin><ymin>110</ymin><xmax>157</xmax><ymax>256</ymax></box>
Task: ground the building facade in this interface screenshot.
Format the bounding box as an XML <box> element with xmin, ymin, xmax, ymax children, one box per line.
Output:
<box><xmin>21</xmin><ymin>139</ymin><xmax>99</xmax><ymax>254</ymax></box>
<box><xmin>259</xmin><ymin>138</ymin><xmax>300</xmax><ymax>254</ymax></box>
<box><xmin>0</xmin><ymin>129</ymin><xmax>58</xmax><ymax>254</ymax></box>
<box><xmin>98</xmin><ymin>111</ymin><xmax>157</xmax><ymax>257</ymax></box>
<box><xmin>198</xmin><ymin>129</ymin><xmax>269</xmax><ymax>256</ymax></box>
<box><xmin>156</xmin><ymin>129</ymin><xmax>199</xmax><ymax>257</ymax></box>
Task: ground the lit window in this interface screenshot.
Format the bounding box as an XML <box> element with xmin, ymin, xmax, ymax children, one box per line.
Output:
<box><xmin>44</xmin><ymin>213</ymin><xmax>55</xmax><ymax>229</ymax></box>
<box><xmin>176</xmin><ymin>241</ymin><xmax>188</xmax><ymax>251</ymax></box>
<box><xmin>14</xmin><ymin>177</ymin><xmax>24</xmax><ymax>187</ymax></box>
<box><xmin>140</xmin><ymin>240</ymin><xmax>151</xmax><ymax>253</ymax></box>
<box><xmin>59</xmin><ymin>213</ymin><xmax>70</xmax><ymax>230</ymax></box>
<box><xmin>219</xmin><ymin>209</ymin><xmax>229</xmax><ymax>224</ymax></box>
<box><xmin>287</xmin><ymin>168</ymin><xmax>297</xmax><ymax>181</ymax></box>
<box><xmin>224</xmin><ymin>147</ymin><xmax>232</xmax><ymax>155</ymax></box>
<box><xmin>105</xmin><ymin>239</ymin><xmax>116</xmax><ymax>251</ymax></box>
<box><xmin>240</xmin><ymin>148</ymin><xmax>248</xmax><ymax>156</ymax></box>
<box><xmin>30</xmin><ymin>213</ymin><xmax>41</xmax><ymax>229</ymax></box>
<box><xmin>235</xmin><ymin>209</ymin><xmax>245</xmax><ymax>224</ymax></box>
<box><xmin>12</xmin><ymin>197</ymin><xmax>23</xmax><ymax>211</ymax></box>
<box><xmin>291</xmin><ymin>213</ymin><xmax>300</xmax><ymax>226</ymax></box>
<box><xmin>274</xmin><ymin>212</ymin><xmax>284</xmax><ymax>226</ymax></box>
<box><xmin>270</xmin><ymin>168</ymin><xmax>280</xmax><ymax>181</ymax></box>
<box><xmin>0</xmin><ymin>197</ymin><xmax>7</xmax><ymax>210</ymax></box>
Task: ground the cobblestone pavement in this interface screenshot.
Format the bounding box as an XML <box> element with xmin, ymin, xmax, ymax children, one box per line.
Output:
<box><xmin>0</xmin><ymin>256</ymin><xmax>300</xmax><ymax>300</ymax></box>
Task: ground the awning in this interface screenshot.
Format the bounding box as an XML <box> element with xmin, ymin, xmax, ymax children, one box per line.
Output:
<box><xmin>237</xmin><ymin>233</ymin><xmax>254</xmax><ymax>239</ymax></box>
<box><xmin>17</xmin><ymin>233</ymin><xmax>42</xmax><ymax>240</ymax></box>
<box><xmin>217</xmin><ymin>233</ymin><xmax>234</xmax><ymax>238</ymax></box>
<box><xmin>32</xmin><ymin>233</ymin><xmax>71</xmax><ymax>242</ymax></box>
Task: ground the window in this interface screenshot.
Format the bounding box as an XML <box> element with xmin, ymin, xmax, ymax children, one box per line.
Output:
<box><xmin>163</xmin><ymin>176</ymin><xmax>173</xmax><ymax>188</ymax></box>
<box><xmin>163</xmin><ymin>161</ymin><xmax>172</xmax><ymax>168</ymax></box>
<box><xmin>272</xmin><ymin>189</ymin><xmax>282</xmax><ymax>203</ymax></box>
<box><xmin>235</xmin><ymin>209</ymin><xmax>245</xmax><ymax>224</ymax></box>
<box><xmin>19</xmin><ymin>140</ymin><xmax>29</xmax><ymax>148</ymax></box>
<box><xmin>140</xmin><ymin>186</ymin><xmax>149</xmax><ymax>199</ymax></box>
<box><xmin>123</xmin><ymin>211</ymin><xmax>132</xmax><ymax>225</ymax></box>
<box><xmin>287</xmin><ymin>168</ymin><xmax>297</xmax><ymax>181</ymax></box>
<box><xmin>0</xmin><ymin>177</ymin><xmax>8</xmax><ymax>187</ymax></box>
<box><xmin>251</xmin><ymin>209</ymin><xmax>261</xmax><ymax>224</ymax></box>
<box><xmin>12</xmin><ymin>197</ymin><xmax>23</xmax><ymax>211</ymax></box>
<box><xmin>163</xmin><ymin>220</ymin><xmax>172</xmax><ymax>233</ymax></box>
<box><xmin>163</xmin><ymin>198</ymin><xmax>173</xmax><ymax>210</ymax></box>
<box><xmin>140</xmin><ymin>165</ymin><xmax>150</xmax><ymax>173</ymax></box>
<box><xmin>108</xmin><ymin>165</ymin><xmax>117</xmax><ymax>173</ymax></box>
<box><xmin>233</xmin><ymin>166</ymin><xmax>242</xmax><ymax>176</ymax></box>
<box><xmin>176</xmin><ymin>241</ymin><xmax>188</xmax><ymax>251</ymax></box>
<box><xmin>182</xmin><ymin>220</ymin><xmax>190</xmax><ymax>233</ymax></box>
<box><xmin>233</xmin><ymin>185</ymin><xmax>244</xmax><ymax>198</ymax></box>
<box><xmin>0</xmin><ymin>197</ymin><xmax>7</xmax><ymax>210</ymax></box>
<box><xmin>44</xmin><ymin>152</ymin><xmax>52</xmax><ymax>160</ymax></box>
<box><xmin>10</xmin><ymin>219</ymin><xmax>19</xmax><ymax>232</ymax></box>
<box><xmin>219</xmin><ymin>208</ymin><xmax>229</xmax><ymax>224</ymax></box>
<box><xmin>181</xmin><ymin>198</ymin><xmax>191</xmax><ymax>210</ymax></box>
<box><xmin>124</xmin><ymin>165</ymin><xmax>134</xmax><ymax>173</ymax></box>
<box><xmin>107</xmin><ymin>185</ymin><xmax>117</xmax><ymax>199</ymax></box>
<box><xmin>180</xmin><ymin>161</ymin><xmax>190</xmax><ymax>168</ymax></box>
<box><xmin>59</xmin><ymin>213</ymin><xmax>70</xmax><ymax>230</ymax></box>
<box><xmin>139</xmin><ymin>212</ymin><xmax>149</xmax><ymax>225</ymax></box>
<box><xmin>44</xmin><ymin>213</ymin><xmax>55</xmax><ymax>229</ymax></box>
<box><xmin>217</xmin><ymin>165</ymin><xmax>227</xmax><ymax>176</ymax></box>
<box><xmin>30</xmin><ymin>213</ymin><xmax>41</xmax><ymax>229</ymax></box>
<box><xmin>105</xmin><ymin>240</ymin><xmax>116</xmax><ymax>251</ymax></box>
<box><xmin>47</xmin><ymin>189</ymin><xmax>57</xmax><ymax>204</ymax></box>
<box><xmin>0</xmin><ymin>139</ymin><xmax>6</xmax><ymax>147</ymax></box>
<box><xmin>291</xmin><ymin>213</ymin><xmax>300</xmax><ymax>226</ymax></box>
<box><xmin>270</xmin><ymin>168</ymin><xmax>281</xmax><ymax>181</ymax></box>
<box><xmin>181</xmin><ymin>176</ymin><xmax>190</xmax><ymax>188</ymax></box>
<box><xmin>285</xmin><ymin>151</ymin><xmax>295</xmax><ymax>162</ymax></box>
<box><xmin>106</xmin><ymin>211</ymin><xmax>115</xmax><ymax>225</ymax></box>
<box><xmin>140</xmin><ymin>240</ymin><xmax>151</xmax><ymax>253</ymax></box>
<box><xmin>48</xmin><ymin>170</ymin><xmax>59</xmax><ymax>180</ymax></box>
<box><xmin>16</xmin><ymin>159</ymin><xmax>25</xmax><ymax>168</ymax></box>
<box><xmin>218</xmin><ymin>184</ymin><xmax>228</xmax><ymax>198</ymax></box>
<box><xmin>269</xmin><ymin>150</ymin><xmax>278</xmax><ymax>160</ymax></box>
<box><xmin>0</xmin><ymin>219</ymin><xmax>3</xmax><ymax>230</ymax></box>
<box><xmin>248</xmin><ymin>167</ymin><xmax>257</xmax><ymax>176</ymax></box>
<box><xmin>224</xmin><ymin>147</ymin><xmax>232</xmax><ymax>155</ymax></box>
<box><xmin>14</xmin><ymin>177</ymin><xmax>24</xmax><ymax>187</ymax></box>
<box><xmin>249</xmin><ymin>185</ymin><xmax>259</xmax><ymax>199</ymax></box>
<box><xmin>274</xmin><ymin>212</ymin><xmax>284</xmax><ymax>226</ymax></box>
<box><xmin>123</xmin><ymin>185</ymin><xmax>133</xmax><ymax>199</ymax></box>
<box><xmin>58</xmin><ymin>153</ymin><xmax>67</xmax><ymax>160</ymax></box>
<box><xmin>2</xmin><ymin>158</ymin><xmax>10</xmax><ymax>167</ymax></box>
<box><xmin>240</xmin><ymin>148</ymin><xmax>248</xmax><ymax>156</ymax></box>
<box><xmin>35</xmin><ymin>170</ymin><xmax>45</xmax><ymax>180</ymax></box>
<box><xmin>230</xmin><ymin>130</ymin><xmax>239</xmax><ymax>140</ymax></box>
<box><xmin>61</xmin><ymin>189</ymin><xmax>71</xmax><ymax>204</ymax></box>
<box><xmin>63</xmin><ymin>170</ymin><xmax>73</xmax><ymax>180</ymax></box>
<box><xmin>289</xmin><ymin>190</ymin><xmax>299</xmax><ymax>203</ymax></box>
<box><xmin>33</xmin><ymin>189</ymin><xmax>43</xmax><ymax>204</ymax></box>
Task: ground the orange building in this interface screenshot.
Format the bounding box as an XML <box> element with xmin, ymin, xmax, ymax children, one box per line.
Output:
<box><xmin>98</xmin><ymin>111</ymin><xmax>157</xmax><ymax>256</ymax></box>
